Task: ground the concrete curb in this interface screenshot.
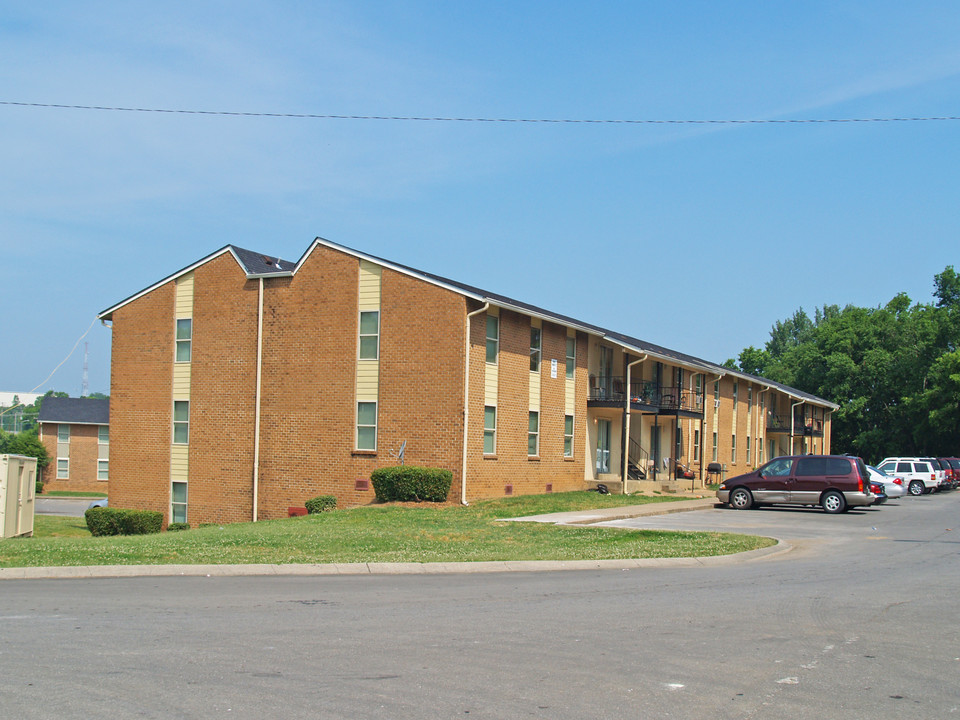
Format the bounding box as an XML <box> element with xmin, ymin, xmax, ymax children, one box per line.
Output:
<box><xmin>0</xmin><ymin>540</ymin><xmax>790</xmax><ymax>580</ymax></box>
<box><xmin>3</xmin><ymin>495</ymin><xmax>790</xmax><ymax>580</ymax></box>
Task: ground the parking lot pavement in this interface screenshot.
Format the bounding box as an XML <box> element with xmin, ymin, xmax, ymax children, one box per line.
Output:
<box><xmin>34</xmin><ymin>498</ymin><xmax>95</xmax><ymax>517</ymax></box>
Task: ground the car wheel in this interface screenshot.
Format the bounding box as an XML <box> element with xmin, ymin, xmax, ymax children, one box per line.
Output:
<box><xmin>729</xmin><ymin>487</ymin><xmax>754</xmax><ymax>510</ymax></box>
<box><xmin>822</xmin><ymin>490</ymin><xmax>846</xmax><ymax>514</ymax></box>
<box><xmin>908</xmin><ymin>480</ymin><xmax>924</xmax><ymax>496</ymax></box>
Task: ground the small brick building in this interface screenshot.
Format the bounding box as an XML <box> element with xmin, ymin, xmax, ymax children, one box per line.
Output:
<box><xmin>38</xmin><ymin>397</ymin><xmax>110</xmax><ymax>493</ymax></box>
<box><xmin>98</xmin><ymin>238</ymin><xmax>836</xmax><ymax>526</ymax></box>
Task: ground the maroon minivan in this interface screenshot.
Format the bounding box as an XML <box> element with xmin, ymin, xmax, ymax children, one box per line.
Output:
<box><xmin>717</xmin><ymin>455</ymin><xmax>875</xmax><ymax>514</ymax></box>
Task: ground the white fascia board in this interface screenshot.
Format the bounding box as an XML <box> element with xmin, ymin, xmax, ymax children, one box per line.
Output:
<box><xmin>98</xmin><ymin>246</ymin><xmax>239</xmax><ymax>320</ymax></box>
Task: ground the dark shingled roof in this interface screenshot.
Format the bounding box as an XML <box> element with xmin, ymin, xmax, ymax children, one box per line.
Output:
<box><xmin>38</xmin><ymin>397</ymin><xmax>109</xmax><ymax>425</ymax></box>
<box><xmin>229</xmin><ymin>245</ymin><xmax>295</xmax><ymax>275</ymax></box>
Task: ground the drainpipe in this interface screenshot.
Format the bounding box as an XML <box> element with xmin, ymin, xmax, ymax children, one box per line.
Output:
<box><xmin>461</xmin><ymin>302</ymin><xmax>490</xmax><ymax>505</ymax></box>
<box><xmin>790</xmin><ymin>398</ymin><xmax>805</xmax><ymax>456</ymax></box>
<box><xmin>621</xmin><ymin>354</ymin><xmax>647</xmax><ymax>494</ymax></box>
<box><xmin>252</xmin><ymin>277</ymin><xmax>264</xmax><ymax>522</ymax></box>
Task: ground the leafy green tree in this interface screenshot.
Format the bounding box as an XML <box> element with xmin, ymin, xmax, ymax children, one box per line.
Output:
<box><xmin>0</xmin><ymin>429</ymin><xmax>50</xmax><ymax>469</ymax></box>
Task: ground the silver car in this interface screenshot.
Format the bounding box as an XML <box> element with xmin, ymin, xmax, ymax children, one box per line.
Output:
<box><xmin>867</xmin><ymin>465</ymin><xmax>905</xmax><ymax>499</ymax></box>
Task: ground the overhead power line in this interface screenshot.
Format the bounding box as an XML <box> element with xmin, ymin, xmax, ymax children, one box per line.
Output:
<box><xmin>2</xmin><ymin>100</ymin><xmax>958</xmax><ymax>125</ymax></box>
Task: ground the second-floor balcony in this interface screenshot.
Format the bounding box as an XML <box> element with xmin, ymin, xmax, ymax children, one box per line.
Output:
<box><xmin>767</xmin><ymin>412</ymin><xmax>825</xmax><ymax>436</ymax></box>
<box><xmin>589</xmin><ymin>376</ymin><xmax>704</xmax><ymax>414</ymax></box>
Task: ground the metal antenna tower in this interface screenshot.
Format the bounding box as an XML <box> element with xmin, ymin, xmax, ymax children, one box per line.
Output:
<box><xmin>81</xmin><ymin>342</ymin><xmax>89</xmax><ymax>397</ymax></box>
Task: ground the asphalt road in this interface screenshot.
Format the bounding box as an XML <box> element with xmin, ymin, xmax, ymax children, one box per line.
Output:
<box><xmin>3</xmin><ymin>494</ymin><xmax>959</xmax><ymax>719</ymax></box>
<box><xmin>34</xmin><ymin>498</ymin><xmax>95</xmax><ymax>516</ymax></box>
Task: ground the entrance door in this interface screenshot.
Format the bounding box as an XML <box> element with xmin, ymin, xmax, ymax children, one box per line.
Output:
<box><xmin>596</xmin><ymin>419</ymin><xmax>611</xmax><ymax>474</ymax></box>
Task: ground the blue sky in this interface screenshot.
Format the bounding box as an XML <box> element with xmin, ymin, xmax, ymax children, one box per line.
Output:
<box><xmin>2</xmin><ymin>1</ymin><xmax>959</xmax><ymax>397</ymax></box>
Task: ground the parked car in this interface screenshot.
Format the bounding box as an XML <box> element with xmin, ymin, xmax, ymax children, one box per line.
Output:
<box><xmin>935</xmin><ymin>458</ymin><xmax>959</xmax><ymax>490</ymax></box>
<box><xmin>867</xmin><ymin>465</ymin><xmax>905</xmax><ymax>499</ymax></box>
<box><xmin>717</xmin><ymin>455</ymin><xmax>875</xmax><ymax>514</ymax></box>
<box><xmin>941</xmin><ymin>458</ymin><xmax>960</xmax><ymax>489</ymax></box>
<box><xmin>877</xmin><ymin>458</ymin><xmax>939</xmax><ymax>496</ymax></box>
<box><xmin>87</xmin><ymin>498</ymin><xmax>108</xmax><ymax>509</ymax></box>
<box><xmin>869</xmin><ymin>481</ymin><xmax>888</xmax><ymax>505</ymax></box>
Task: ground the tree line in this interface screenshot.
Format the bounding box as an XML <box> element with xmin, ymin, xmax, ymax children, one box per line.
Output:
<box><xmin>726</xmin><ymin>266</ymin><xmax>960</xmax><ymax>464</ymax></box>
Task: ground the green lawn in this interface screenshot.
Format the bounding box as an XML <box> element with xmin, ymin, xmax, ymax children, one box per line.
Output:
<box><xmin>1</xmin><ymin>491</ymin><xmax>772</xmax><ymax>568</ymax></box>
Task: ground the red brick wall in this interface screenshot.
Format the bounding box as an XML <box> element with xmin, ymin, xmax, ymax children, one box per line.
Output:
<box><xmin>39</xmin><ymin>422</ymin><xmax>106</xmax><ymax>493</ymax></box>
<box><xmin>464</xmin><ymin>307</ymin><xmax>587</xmax><ymax>500</ymax></box>
<box><xmin>187</xmin><ymin>253</ymin><xmax>260</xmax><ymax>524</ymax></box>
<box><xmin>108</xmin><ymin>281</ymin><xmax>175</xmax><ymax>516</ymax></box>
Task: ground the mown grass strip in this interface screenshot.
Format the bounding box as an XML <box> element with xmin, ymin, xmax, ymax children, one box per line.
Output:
<box><xmin>2</xmin><ymin>492</ymin><xmax>771</xmax><ymax>568</ymax></box>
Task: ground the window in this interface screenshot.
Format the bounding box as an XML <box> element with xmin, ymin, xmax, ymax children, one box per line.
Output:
<box><xmin>747</xmin><ymin>388</ymin><xmax>753</xmax><ymax>412</ymax></box>
<box><xmin>483</xmin><ymin>406</ymin><xmax>496</xmax><ymax>454</ymax></box>
<box><xmin>528</xmin><ymin>411</ymin><xmax>539</xmax><ymax>456</ymax></box>
<box><xmin>712</xmin><ymin>432</ymin><xmax>718</xmax><ymax>462</ymax></box>
<box><xmin>564</xmin><ymin>415</ymin><xmax>574</xmax><ymax>457</ymax></box>
<box><xmin>486</xmin><ymin>315</ymin><xmax>499</xmax><ymax>364</ymax></box>
<box><xmin>693</xmin><ymin>428</ymin><xmax>701</xmax><ymax>462</ymax></box>
<box><xmin>98</xmin><ymin>426</ymin><xmax>109</xmax><ymax>444</ymax></box>
<box><xmin>758</xmin><ymin>445</ymin><xmax>764</xmax><ymax>465</ymax></box>
<box><xmin>714</xmin><ymin>380</ymin><xmax>720</xmax><ymax>401</ymax></box>
<box><xmin>565</xmin><ymin>337</ymin><xmax>576</xmax><ymax>379</ymax></box>
<box><xmin>176</xmin><ymin>318</ymin><xmax>192</xmax><ymax>362</ymax></box>
<box><xmin>359</xmin><ymin>311</ymin><xmax>379</xmax><ymax>360</ymax></box>
<box><xmin>357</xmin><ymin>402</ymin><xmax>377</xmax><ymax>450</ymax></box>
<box><xmin>732</xmin><ymin>382</ymin><xmax>739</xmax><ymax>410</ymax></box>
<box><xmin>764</xmin><ymin>457</ymin><xmax>793</xmax><ymax>477</ymax></box>
<box><xmin>57</xmin><ymin>458</ymin><xmax>68</xmax><ymax>479</ymax></box>
<box><xmin>171</xmin><ymin>482</ymin><xmax>187</xmax><ymax>524</ymax></box>
<box><xmin>173</xmin><ymin>401</ymin><xmax>190</xmax><ymax>444</ymax></box>
<box><xmin>530</xmin><ymin>326</ymin><xmax>541</xmax><ymax>372</ymax></box>
<box><xmin>58</xmin><ymin>425</ymin><xmax>70</xmax><ymax>443</ymax></box>
<box><xmin>746</xmin><ymin>436</ymin><xmax>751</xmax><ymax>464</ymax></box>
<box><xmin>97</xmin><ymin>459</ymin><xmax>109</xmax><ymax>480</ymax></box>
<box><xmin>731</xmin><ymin>434</ymin><xmax>737</xmax><ymax>463</ymax></box>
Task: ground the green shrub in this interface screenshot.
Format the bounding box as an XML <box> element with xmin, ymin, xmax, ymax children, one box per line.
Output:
<box><xmin>36</xmin><ymin>480</ymin><xmax>43</xmax><ymax>495</ymax></box>
<box><xmin>305</xmin><ymin>495</ymin><xmax>337</xmax><ymax>514</ymax></box>
<box><xmin>370</xmin><ymin>466</ymin><xmax>453</xmax><ymax>503</ymax></box>
<box><xmin>166</xmin><ymin>522</ymin><xmax>190</xmax><ymax>532</ymax></box>
<box><xmin>84</xmin><ymin>507</ymin><xmax>164</xmax><ymax>536</ymax></box>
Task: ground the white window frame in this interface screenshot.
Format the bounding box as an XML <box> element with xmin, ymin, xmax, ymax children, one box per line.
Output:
<box><xmin>57</xmin><ymin>458</ymin><xmax>69</xmax><ymax>479</ymax></box>
<box><xmin>486</xmin><ymin>315</ymin><xmax>499</xmax><ymax>364</ymax></box>
<box><xmin>528</xmin><ymin>411</ymin><xmax>539</xmax><ymax>457</ymax></box>
<box><xmin>357</xmin><ymin>401</ymin><xmax>377</xmax><ymax>451</ymax></box>
<box><xmin>58</xmin><ymin>425</ymin><xmax>70</xmax><ymax>443</ymax></box>
<box><xmin>359</xmin><ymin>310</ymin><xmax>380</xmax><ymax>360</ymax></box>
<box><xmin>565</xmin><ymin>337</ymin><xmax>576</xmax><ymax>379</ymax></box>
<box><xmin>530</xmin><ymin>326</ymin><xmax>542</xmax><ymax>372</ymax></box>
<box><xmin>171</xmin><ymin>481</ymin><xmax>188</xmax><ymax>524</ymax></box>
<box><xmin>483</xmin><ymin>406</ymin><xmax>497</xmax><ymax>455</ymax></box>
<box><xmin>731</xmin><ymin>434</ymin><xmax>737</xmax><ymax>463</ymax></box>
<box><xmin>564</xmin><ymin>414</ymin><xmax>574</xmax><ymax>457</ymax></box>
<box><xmin>693</xmin><ymin>428</ymin><xmax>701</xmax><ymax>462</ymax></box>
<box><xmin>176</xmin><ymin>318</ymin><xmax>192</xmax><ymax>363</ymax></box>
<box><xmin>97</xmin><ymin>459</ymin><xmax>109</xmax><ymax>481</ymax></box>
<box><xmin>712</xmin><ymin>432</ymin><xmax>718</xmax><ymax>462</ymax></box>
<box><xmin>173</xmin><ymin>401</ymin><xmax>190</xmax><ymax>444</ymax></box>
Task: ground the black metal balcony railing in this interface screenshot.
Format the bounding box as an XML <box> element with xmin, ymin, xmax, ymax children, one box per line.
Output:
<box><xmin>589</xmin><ymin>377</ymin><xmax>704</xmax><ymax>412</ymax></box>
<box><xmin>767</xmin><ymin>411</ymin><xmax>825</xmax><ymax>435</ymax></box>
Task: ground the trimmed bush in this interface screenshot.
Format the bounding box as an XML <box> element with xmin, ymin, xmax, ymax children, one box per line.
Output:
<box><xmin>305</xmin><ymin>495</ymin><xmax>337</xmax><ymax>514</ymax></box>
<box><xmin>85</xmin><ymin>507</ymin><xmax>164</xmax><ymax>537</ymax></box>
<box><xmin>166</xmin><ymin>522</ymin><xmax>190</xmax><ymax>532</ymax></box>
<box><xmin>370</xmin><ymin>466</ymin><xmax>453</xmax><ymax>503</ymax></box>
<box><xmin>36</xmin><ymin>480</ymin><xmax>43</xmax><ymax>495</ymax></box>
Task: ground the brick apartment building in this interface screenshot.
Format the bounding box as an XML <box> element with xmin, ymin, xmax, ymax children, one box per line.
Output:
<box><xmin>38</xmin><ymin>397</ymin><xmax>110</xmax><ymax>492</ymax></box>
<box><xmin>98</xmin><ymin>238</ymin><xmax>836</xmax><ymax>526</ymax></box>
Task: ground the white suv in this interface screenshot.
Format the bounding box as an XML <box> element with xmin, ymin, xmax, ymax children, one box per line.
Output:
<box><xmin>878</xmin><ymin>458</ymin><xmax>939</xmax><ymax>496</ymax></box>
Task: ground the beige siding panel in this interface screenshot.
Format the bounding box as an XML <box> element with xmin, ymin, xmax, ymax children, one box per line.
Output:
<box><xmin>358</xmin><ymin>261</ymin><xmax>382</xmax><ymax>311</ymax></box>
<box><xmin>565</xmin><ymin>376</ymin><xmax>575</xmax><ymax>415</ymax></box>
<box><xmin>172</xmin><ymin>363</ymin><xmax>191</xmax><ymax>398</ymax></box>
<box><xmin>170</xmin><ymin>445</ymin><xmax>189</xmax><ymax>481</ymax></box>
<box><xmin>529</xmin><ymin>368</ymin><xmax>541</xmax><ymax>412</ymax></box>
<box><xmin>357</xmin><ymin>361</ymin><xmax>379</xmax><ymax>402</ymax></box>
<box><xmin>484</xmin><ymin>363</ymin><xmax>498</xmax><ymax>406</ymax></box>
<box><xmin>175</xmin><ymin>272</ymin><xmax>194</xmax><ymax>318</ymax></box>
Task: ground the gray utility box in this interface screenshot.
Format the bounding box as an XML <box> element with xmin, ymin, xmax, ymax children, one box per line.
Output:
<box><xmin>1</xmin><ymin>454</ymin><xmax>37</xmax><ymax>539</ymax></box>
